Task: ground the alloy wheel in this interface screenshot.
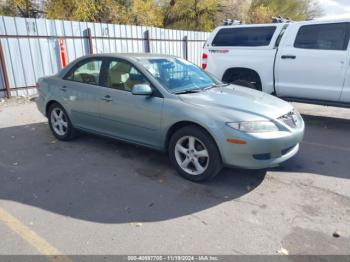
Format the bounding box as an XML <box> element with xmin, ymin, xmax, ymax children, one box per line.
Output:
<box><xmin>174</xmin><ymin>136</ymin><xmax>209</xmax><ymax>175</ymax></box>
<box><xmin>50</xmin><ymin>108</ymin><xmax>68</xmax><ymax>136</ymax></box>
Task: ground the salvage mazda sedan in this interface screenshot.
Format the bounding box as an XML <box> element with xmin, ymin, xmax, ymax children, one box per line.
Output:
<box><xmin>36</xmin><ymin>54</ymin><xmax>304</xmax><ymax>182</ymax></box>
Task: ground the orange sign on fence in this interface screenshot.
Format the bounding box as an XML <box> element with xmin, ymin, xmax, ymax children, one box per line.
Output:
<box><xmin>58</xmin><ymin>39</ymin><xmax>68</xmax><ymax>68</ymax></box>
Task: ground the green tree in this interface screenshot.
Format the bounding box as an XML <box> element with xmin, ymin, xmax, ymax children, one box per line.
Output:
<box><xmin>248</xmin><ymin>5</ymin><xmax>274</xmax><ymax>24</ymax></box>
<box><xmin>0</xmin><ymin>0</ymin><xmax>42</xmax><ymax>17</ymax></box>
<box><xmin>127</xmin><ymin>0</ymin><xmax>163</xmax><ymax>27</ymax></box>
<box><xmin>248</xmin><ymin>0</ymin><xmax>323</xmax><ymax>23</ymax></box>
<box><xmin>163</xmin><ymin>0</ymin><xmax>223</xmax><ymax>31</ymax></box>
<box><xmin>45</xmin><ymin>0</ymin><xmax>129</xmax><ymax>23</ymax></box>
<box><xmin>215</xmin><ymin>0</ymin><xmax>250</xmax><ymax>25</ymax></box>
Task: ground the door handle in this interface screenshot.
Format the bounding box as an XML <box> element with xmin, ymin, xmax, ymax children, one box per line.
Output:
<box><xmin>60</xmin><ymin>86</ymin><xmax>67</xmax><ymax>92</ymax></box>
<box><xmin>101</xmin><ymin>95</ymin><xmax>113</xmax><ymax>102</ymax></box>
<box><xmin>281</xmin><ymin>55</ymin><xmax>296</xmax><ymax>59</ymax></box>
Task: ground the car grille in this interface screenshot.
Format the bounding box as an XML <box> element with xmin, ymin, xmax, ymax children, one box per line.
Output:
<box><xmin>278</xmin><ymin>111</ymin><xmax>299</xmax><ymax>128</ymax></box>
<box><xmin>253</xmin><ymin>153</ymin><xmax>271</xmax><ymax>160</ymax></box>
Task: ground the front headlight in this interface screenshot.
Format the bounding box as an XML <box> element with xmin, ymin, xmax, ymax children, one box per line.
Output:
<box><xmin>227</xmin><ymin>121</ymin><xmax>279</xmax><ymax>133</ymax></box>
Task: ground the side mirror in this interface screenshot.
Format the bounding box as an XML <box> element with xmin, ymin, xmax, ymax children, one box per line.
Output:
<box><xmin>131</xmin><ymin>84</ymin><xmax>153</xmax><ymax>96</ymax></box>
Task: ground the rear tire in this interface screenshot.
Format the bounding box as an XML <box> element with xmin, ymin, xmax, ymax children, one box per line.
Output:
<box><xmin>169</xmin><ymin>126</ymin><xmax>222</xmax><ymax>182</ymax></box>
<box><xmin>48</xmin><ymin>103</ymin><xmax>77</xmax><ymax>141</ymax></box>
<box><xmin>231</xmin><ymin>79</ymin><xmax>257</xmax><ymax>89</ymax></box>
<box><xmin>223</xmin><ymin>70</ymin><xmax>261</xmax><ymax>90</ymax></box>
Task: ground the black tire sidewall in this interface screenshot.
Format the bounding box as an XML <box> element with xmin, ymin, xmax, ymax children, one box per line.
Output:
<box><xmin>48</xmin><ymin>103</ymin><xmax>76</xmax><ymax>141</ymax></box>
<box><xmin>169</xmin><ymin>126</ymin><xmax>222</xmax><ymax>182</ymax></box>
<box><xmin>232</xmin><ymin>79</ymin><xmax>257</xmax><ymax>90</ymax></box>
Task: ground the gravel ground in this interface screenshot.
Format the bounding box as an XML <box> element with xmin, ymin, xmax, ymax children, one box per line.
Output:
<box><xmin>0</xmin><ymin>98</ymin><xmax>349</xmax><ymax>255</ymax></box>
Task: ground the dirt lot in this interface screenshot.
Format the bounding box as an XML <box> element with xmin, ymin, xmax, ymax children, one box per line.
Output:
<box><xmin>0</xmin><ymin>98</ymin><xmax>349</xmax><ymax>255</ymax></box>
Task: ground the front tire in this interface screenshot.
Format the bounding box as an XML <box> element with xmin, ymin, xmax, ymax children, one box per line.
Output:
<box><xmin>169</xmin><ymin>126</ymin><xmax>222</xmax><ymax>182</ymax></box>
<box><xmin>48</xmin><ymin>103</ymin><xmax>77</xmax><ymax>141</ymax></box>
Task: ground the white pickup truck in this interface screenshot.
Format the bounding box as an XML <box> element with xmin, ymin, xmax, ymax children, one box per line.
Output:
<box><xmin>203</xmin><ymin>19</ymin><xmax>350</xmax><ymax>106</ymax></box>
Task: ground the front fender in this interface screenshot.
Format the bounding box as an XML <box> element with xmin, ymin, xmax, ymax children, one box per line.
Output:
<box><xmin>160</xmin><ymin>98</ymin><xmax>226</xmax><ymax>152</ymax></box>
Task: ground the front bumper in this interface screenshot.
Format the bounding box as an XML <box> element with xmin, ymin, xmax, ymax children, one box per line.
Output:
<box><xmin>217</xmin><ymin>124</ymin><xmax>304</xmax><ymax>169</ymax></box>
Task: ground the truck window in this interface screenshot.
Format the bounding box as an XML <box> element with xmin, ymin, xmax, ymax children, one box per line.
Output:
<box><xmin>294</xmin><ymin>23</ymin><xmax>349</xmax><ymax>51</ymax></box>
<box><xmin>211</xmin><ymin>26</ymin><xmax>276</xmax><ymax>47</ymax></box>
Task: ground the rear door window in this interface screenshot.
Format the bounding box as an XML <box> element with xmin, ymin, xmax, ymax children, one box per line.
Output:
<box><xmin>212</xmin><ymin>26</ymin><xmax>276</xmax><ymax>47</ymax></box>
<box><xmin>65</xmin><ymin>59</ymin><xmax>103</xmax><ymax>85</ymax></box>
<box><xmin>294</xmin><ymin>23</ymin><xmax>349</xmax><ymax>51</ymax></box>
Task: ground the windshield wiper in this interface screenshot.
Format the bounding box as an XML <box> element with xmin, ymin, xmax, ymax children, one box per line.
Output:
<box><xmin>202</xmin><ymin>83</ymin><xmax>229</xmax><ymax>91</ymax></box>
<box><xmin>174</xmin><ymin>89</ymin><xmax>202</xmax><ymax>95</ymax></box>
<box><xmin>175</xmin><ymin>83</ymin><xmax>229</xmax><ymax>94</ymax></box>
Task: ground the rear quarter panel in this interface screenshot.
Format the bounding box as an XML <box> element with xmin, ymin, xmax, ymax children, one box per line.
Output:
<box><xmin>36</xmin><ymin>76</ymin><xmax>68</xmax><ymax>117</ymax></box>
<box><xmin>205</xmin><ymin>48</ymin><xmax>277</xmax><ymax>93</ymax></box>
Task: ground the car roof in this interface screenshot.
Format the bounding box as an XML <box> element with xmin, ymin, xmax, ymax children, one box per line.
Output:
<box><xmin>56</xmin><ymin>53</ymin><xmax>183</xmax><ymax>78</ymax></box>
<box><xmin>296</xmin><ymin>18</ymin><xmax>350</xmax><ymax>25</ymax></box>
<box><xmin>214</xmin><ymin>19</ymin><xmax>350</xmax><ymax>30</ymax></box>
<box><xmin>82</xmin><ymin>53</ymin><xmax>179</xmax><ymax>61</ymax></box>
<box><xmin>215</xmin><ymin>23</ymin><xmax>286</xmax><ymax>30</ymax></box>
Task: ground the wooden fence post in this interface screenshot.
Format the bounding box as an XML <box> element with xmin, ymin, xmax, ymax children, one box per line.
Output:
<box><xmin>87</xmin><ymin>28</ymin><xmax>93</xmax><ymax>55</ymax></box>
<box><xmin>183</xmin><ymin>36</ymin><xmax>188</xmax><ymax>60</ymax></box>
<box><xmin>144</xmin><ymin>30</ymin><xmax>151</xmax><ymax>53</ymax></box>
<box><xmin>0</xmin><ymin>39</ymin><xmax>11</xmax><ymax>98</ymax></box>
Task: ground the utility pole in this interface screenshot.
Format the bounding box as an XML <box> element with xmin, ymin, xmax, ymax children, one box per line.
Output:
<box><xmin>26</xmin><ymin>0</ymin><xmax>29</xmax><ymax>18</ymax></box>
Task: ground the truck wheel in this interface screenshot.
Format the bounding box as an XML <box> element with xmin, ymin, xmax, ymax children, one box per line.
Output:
<box><xmin>169</xmin><ymin>125</ymin><xmax>222</xmax><ymax>182</ymax></box>
<box><xmin>222</xmin><ymin>70</ymin><xmax>262</xmax><ymax>91</ymax></box>
<box><xmin>231</xmin><ymin>79</ymin><xmax>257</xmax><ymax>89</ymax></box>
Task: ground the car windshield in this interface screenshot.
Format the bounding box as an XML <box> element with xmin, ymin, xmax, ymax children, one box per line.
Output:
<box><xmin>138</xmin><ymin>57</ymin><xmax>221</xmax><ymax>94</ymax></box>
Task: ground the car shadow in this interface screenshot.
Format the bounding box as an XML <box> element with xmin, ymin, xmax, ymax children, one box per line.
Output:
<box><xmin>275</xmin><ymin>114</ymin><xmax>350</xmax><ymax>180</ymax></box>
<box><xmin>0</xmin><ymin>122</ymin><xmax>266</xmax><ymax>224</ymax></box>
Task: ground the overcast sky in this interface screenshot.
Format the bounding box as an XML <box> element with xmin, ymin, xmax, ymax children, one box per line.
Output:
<box><xmin>318</xmin><ymin>0</ymin><xmax>350</xmax><ymax>18</ymax></box>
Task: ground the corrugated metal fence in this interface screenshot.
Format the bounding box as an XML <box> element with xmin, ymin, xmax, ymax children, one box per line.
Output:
<box><xmin>0</xmin><ymin>16</ymin><xmax>210</xmax><ymax>98</ymax></box>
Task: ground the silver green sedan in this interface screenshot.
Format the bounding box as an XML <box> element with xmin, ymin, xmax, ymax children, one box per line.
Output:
<box><xmin>36</xmin><ymin>54</ymin><xmax>304</xmax><ymax>182</ymax></box>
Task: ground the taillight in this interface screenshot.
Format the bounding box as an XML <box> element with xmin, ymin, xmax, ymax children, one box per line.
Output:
<box><xmin>202</xmin><ymin>53</ymin><xmax>208</xmax><ymax>70</ymax></box>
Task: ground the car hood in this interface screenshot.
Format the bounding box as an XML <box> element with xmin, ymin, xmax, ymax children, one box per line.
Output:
<box><xmin>178</xmin><ymin>85</ymin><xmax>293</xmax><ymax>121</ymax></box>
